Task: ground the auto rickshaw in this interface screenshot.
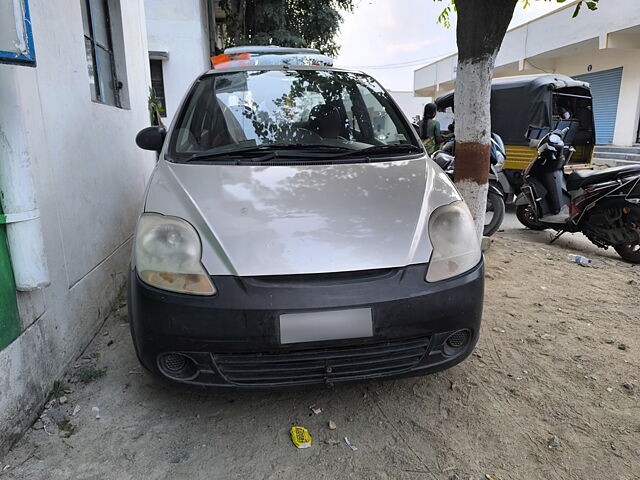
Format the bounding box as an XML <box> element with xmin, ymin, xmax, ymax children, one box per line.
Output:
<box><xmin>435</xmin><ymin>74</ymin><xmax>596</xmax><ymax>201</ymax></box>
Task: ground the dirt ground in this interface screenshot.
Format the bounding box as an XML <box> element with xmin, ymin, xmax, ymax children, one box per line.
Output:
<box><xmin>1</xmin><ymin>219</ymin><xmax>639</xmax><ymax>480</ymax></box>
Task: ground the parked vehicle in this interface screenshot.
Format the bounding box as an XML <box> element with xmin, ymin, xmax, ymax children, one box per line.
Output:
<box><xmin>432</xmin><ymin>133</ymin><xmax>506</xmax><ymax>237</ymax></box>
<box><xmin>516</xmin><ymin>125</ymin><xmax>640</xmax><ymax>262</ymax></box>
<box><xmin>435</xmin><ymin>74</ymin><xmax>597</xmax><ymax>197</ymax></box>
<box><xmin>129</xmin><ymin>46</ymin><xmax>484</xmax><ymax>388</ymax></box>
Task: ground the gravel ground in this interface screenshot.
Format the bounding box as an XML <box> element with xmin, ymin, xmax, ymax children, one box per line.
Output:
<box><xmin>1</xmin><ymin>225</ymin><xmax>639</xmax><ymax>480</ymax></box>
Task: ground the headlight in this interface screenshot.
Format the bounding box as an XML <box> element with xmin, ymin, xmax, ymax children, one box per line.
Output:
<box><xmin>494</xmin><ymin>151</ymin><xmax>505</xmax><ymax>171</ymax></box>
<box><xmin>134</xmin><ymin>213</ymin><xmax>216</xmax><ymax>295</ymax></box>
<box><xmin>426</xmin><ymin>201</ymin><xmax>481</xmax><ymax>282</ymax></box>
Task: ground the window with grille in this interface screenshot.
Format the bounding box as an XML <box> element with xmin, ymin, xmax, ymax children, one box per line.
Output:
<box><xmin>81</xmin><ymin>0</ymin><xmax>121</xmax><ymax>107</ymax></box>
<box><xmin>150</xmin><ymin>59</ymin><xmax>167</xmax><ymax>117</ymax></box>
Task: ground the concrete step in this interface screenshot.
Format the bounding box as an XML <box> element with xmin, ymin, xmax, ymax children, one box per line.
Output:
<box><xmin>593</xmin><ymin>151</ymin><xmax>640</xmax><ymax>162</ymax></box>
<box><xmin>592</xmin><ymin>157</ymin><xmax>640</xmax><ymax>167</ymax></box>
<box><xmin>594</xmin><ymin>145</ymin><xmax>640</xmax><ymax>155</ymax></box>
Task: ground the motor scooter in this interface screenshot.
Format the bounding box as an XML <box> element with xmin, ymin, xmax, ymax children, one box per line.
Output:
<box><xmin>516</xmin><ymin>126</ymin><xmax>640</xmax><ymax>262</ymax></box>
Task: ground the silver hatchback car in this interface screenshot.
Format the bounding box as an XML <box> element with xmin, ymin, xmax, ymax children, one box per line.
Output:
<box><xmin>129</xmin><ymin>47</ymin><xmax>483</xmax><ymax>388</ymax></box>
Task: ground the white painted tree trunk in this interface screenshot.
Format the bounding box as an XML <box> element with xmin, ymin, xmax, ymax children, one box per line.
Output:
<box><xmin>453</xmin><ymin>55</ymin><xmax>497</xmax><ymax>240</ymax></box>
<box><xmin>456</xmin><ymin>179</ymin><xmax>489</xmax><ymax>239</ymax></box>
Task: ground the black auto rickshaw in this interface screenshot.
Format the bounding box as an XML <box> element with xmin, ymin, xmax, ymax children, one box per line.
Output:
<box><xmin>435</xmin><ymin>74</ymin><xmax>596</xmax><ymax>199</ymax></box>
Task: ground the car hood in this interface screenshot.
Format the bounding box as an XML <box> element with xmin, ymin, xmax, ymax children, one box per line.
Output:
<box><xmin>144</xmin><ymin>157</ymin><xmax>459</xmax><ymax>276</ymax></box>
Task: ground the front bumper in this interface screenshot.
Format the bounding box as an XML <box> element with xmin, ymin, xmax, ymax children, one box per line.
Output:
<box><xmin>128</xmin><ymin>261</ymin><xmax>484</xmax><ymax>388</ymax></box>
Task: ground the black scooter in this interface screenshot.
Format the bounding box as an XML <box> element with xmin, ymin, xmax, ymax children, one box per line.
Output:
<box><xmin>516</xmin><ymin>126</ymin><xmax>640</xmax><ymax>263</ymax></box>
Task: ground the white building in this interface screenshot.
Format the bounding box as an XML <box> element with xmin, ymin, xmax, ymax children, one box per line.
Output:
<box><xmin>145</xmin><ymin>0</ymin><xmax>217</xmax><ymax>123</ymax></box>
<box><xmin>0</xmin><ymin>0</ymin><xmax>154</xmax><ymax>452</ymax></box>
<box><xmin>388</xmin><ymin>90</ymin><xmax>430</xmax><ymax>124</ymax></box>
<box><xmin>414</xmin><ymin>0</ymin><xmax>640</xmax><ymax>148</ymax></box>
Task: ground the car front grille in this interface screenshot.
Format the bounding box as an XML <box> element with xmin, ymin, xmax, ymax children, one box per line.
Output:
<box><xmin>213</xmin><ymin>337</ymin><xmax>430</xmax><ymax>386</ymax></box>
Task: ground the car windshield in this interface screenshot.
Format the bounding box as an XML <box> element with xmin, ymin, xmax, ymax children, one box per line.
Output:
<box><xmin>168</xmin><ymin>69</ymin><xmax>420</xmax><ymax>160</ymax></box>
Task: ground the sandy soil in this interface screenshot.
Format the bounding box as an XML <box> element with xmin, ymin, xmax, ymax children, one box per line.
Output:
<box><xmin>1</xmin><ymin>227</ymin><xmax>639</xmax><ymax>480</ymax></box>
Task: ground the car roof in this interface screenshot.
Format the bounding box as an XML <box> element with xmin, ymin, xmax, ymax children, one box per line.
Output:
<box><xmin>200</xmin><ymin>64</ymin><xmax>366</xmax><ymax>78</ymax></box>
<box><xmin>223</xmin><ymin>45</ymin><xmax>323</xmax><ymax>55</ymax></box>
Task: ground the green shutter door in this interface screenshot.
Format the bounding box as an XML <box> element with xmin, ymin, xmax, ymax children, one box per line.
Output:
<box><xmin>575</xmin><ymin>67</ymin><xmax>623</xmax><ymax>144</ymax></box>
<box><xmin>0</xmin><ymin>206</ymin><xmax>20</xmax><ymax>350</ymax></box>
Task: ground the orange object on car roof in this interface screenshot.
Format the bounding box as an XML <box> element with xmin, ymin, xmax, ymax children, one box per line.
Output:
<box><xmin>210</xmin><ymin>46</ymin><xmax>333</xmax><ymax>69</ymax></box>
<box><xmin>210</xmin><ymin>52</ymin><xmax>252</xmax><ymax>69</ymax></box>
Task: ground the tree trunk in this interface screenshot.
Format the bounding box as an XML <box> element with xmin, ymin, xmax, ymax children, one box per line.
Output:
<box><xmin>453</xmin><ymin>0</ymin><xmax>517</xmax><ymax>239</ymax></box>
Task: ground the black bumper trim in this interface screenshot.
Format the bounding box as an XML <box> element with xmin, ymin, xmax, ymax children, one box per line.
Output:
<box><xmin>128</xmin><ymin>261</ymin><xmax>484</xmax><ymax>388</ymax></box>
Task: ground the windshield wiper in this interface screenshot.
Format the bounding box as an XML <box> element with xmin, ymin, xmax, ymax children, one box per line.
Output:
<box><xmin>182</xmin><ymin>143</ymin><xmax>421</xmax><ymax>163</ymax></box>
<box><xmin>337</xmin><ymin>144</ymin><xmax>424</xmax><ymax>157</ymax></box>
<box><xmin>185</xmin><ymin>144</ymin><xmax>352</xmax><ymax>162</ymax></box>
<box><xmin>265</xmin><ymin>144</ymin><xmax>351</xmax><ymax>151</ymax></box>
<box><xmin>186</xmin><ymin>145</ymin><xmax>274</xmax><ymax>161</ymax></box>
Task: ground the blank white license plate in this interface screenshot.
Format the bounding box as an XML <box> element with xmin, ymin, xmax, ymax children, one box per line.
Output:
<box><xmin>279</xmin><ymin>308</ymin><xmax>373</xmax><ymax>344</ymax></box>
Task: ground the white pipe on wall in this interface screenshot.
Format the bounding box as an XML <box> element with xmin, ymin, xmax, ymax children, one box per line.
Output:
<box><xmin>0</xmin><ymin>149</ymin><xmax>50</xmax><ymax>291</ymax></box>
<box><xmin>0</xmin><ymin>158</ymin><xmax>50</xmax><ymax>291</ymax></box>
<box><xmin>0</xmin><ymin>72</ymin><xmax>50</xmax><ymax>292</ymax></box>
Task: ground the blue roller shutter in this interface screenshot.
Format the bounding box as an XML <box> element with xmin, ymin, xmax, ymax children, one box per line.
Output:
<box><xmin>575</xmin><ymin>67</ymin><xmax>623</xmax><ymax>144</ymax></box>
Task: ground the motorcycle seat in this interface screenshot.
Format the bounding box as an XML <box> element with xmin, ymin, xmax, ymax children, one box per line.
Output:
<box><xmin>565</xmin><ymin>165</ymin><xmax>640</xmax><ymax>190</ymax></box>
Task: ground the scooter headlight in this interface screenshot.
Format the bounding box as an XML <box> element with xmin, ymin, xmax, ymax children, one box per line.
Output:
<box><xmin>494</xmin><ymin>150</ymin><xmax>505</xmax><ymax>171</ymax></box>
<box><xmin>134</xmin><ymin>213</ymin><xmax>216</xmax><ymax>295</ymax></box>
<box><xmin>426</xmin><ymin>201</ymin><xmax>481</xmax><ymax>282</ymax></box>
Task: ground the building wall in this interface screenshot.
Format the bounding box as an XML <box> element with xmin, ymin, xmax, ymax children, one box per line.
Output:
<box><xmin>552</xmin><ymin>50</ymin><xmax>640</xmax><ymax>146</ymax></box>
<box><xmin>0</xmin><ymin>0</ymin><xmax>155</xmax><ymax>453</ymax></box>
<box><xmin>389</xmin><ymin>91</ymin><xmax>429</xmax><ymax>124</ymax></box>
<box><xmin>145</xmin><ymin>0</ymin><xmax>211</xmax><ymax>122</ymax></box>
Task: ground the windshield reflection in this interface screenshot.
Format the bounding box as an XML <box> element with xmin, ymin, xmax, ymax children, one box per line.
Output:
<box><xmin>169</xmin><ymin>70</ymin><xmax>419</xmax><ymax>159</ymax></box>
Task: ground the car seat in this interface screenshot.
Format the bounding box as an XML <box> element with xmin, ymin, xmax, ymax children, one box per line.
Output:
<box><xmin>308</xmin><ymin>104</ymin><xmax>342</xmax><ymax>139</ymax></box>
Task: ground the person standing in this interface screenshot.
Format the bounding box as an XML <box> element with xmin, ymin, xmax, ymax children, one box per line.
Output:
<box><xmin>420</xmin><ymin>103</ymin><xmax>445</xmax><ymax>155</ymax></box>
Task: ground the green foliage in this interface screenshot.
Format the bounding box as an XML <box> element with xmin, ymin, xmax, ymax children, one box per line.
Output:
<box><xmin>75</xmin><ymin>365</ymin><xmax>106</xmax><ymax>384</ymax></box>
<box><xmin>525</xmin><ymin>0</ymin><xmax>599</xmax><ymax>17</ymax></box>
<box><xmin>220</xmin><ymin>0</ymin><xmax>354</xmax><ymax>57</ymax></box>
<box><xmin>57</xmin><ymin>419</ymin><xmax>77</xmax><ymax>437</ymax></box>
<box><xmin>48</xmin><ymin>380</ymin><xmax>66</xmax><ymax>400</ymax></box>
<box><xmin>436</xmin><ymin>0</ymin><xmax>600</xmax><ymax>27</ymax></box>
<box><xmin>148</xmin><ymin>87</ymin><xmax>165</xmax><ymax>127</ymax></box>
<box><xmin>435</xmin><ymin>0</ymin><xmax>456</xmax><ymax>28</ymax></box>
<box><xmin>564</xmin><ymin>0</ymin><xmax>600</xmax><ymax>17</ymax></box>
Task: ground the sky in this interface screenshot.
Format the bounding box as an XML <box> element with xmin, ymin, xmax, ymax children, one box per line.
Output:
<box><xmin>334</xmin><ymin>0</ymin><xmax>565</xmax><ymax>91</ymax></box>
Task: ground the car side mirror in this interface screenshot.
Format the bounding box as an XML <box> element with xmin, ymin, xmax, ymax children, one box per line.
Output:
<box><xmin>136</xmin><ymin>126</ymin><xmax>166</xmax><ymax>152</ymax></box>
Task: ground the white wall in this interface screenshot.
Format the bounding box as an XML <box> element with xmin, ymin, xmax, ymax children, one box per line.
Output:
<box><xmin>0</xmin><ymin>0</ymin><xmax>155</xmax><ymax>452</ymax></box>
<box><xmin>145</xmin><ymin>0</ymin><xmax>211</xmax><ymax>123</ymax></box>
<box><xmin>389</xmin><ymin>91</ymin><xmax>429</xmax><ymax>123</ymax></box>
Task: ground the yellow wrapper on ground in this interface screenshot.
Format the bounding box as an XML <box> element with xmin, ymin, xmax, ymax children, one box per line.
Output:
<box><xmin>290</xmin><ymin>426</ymin><xmax>312</xmax><ymax>448</ymax></box>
